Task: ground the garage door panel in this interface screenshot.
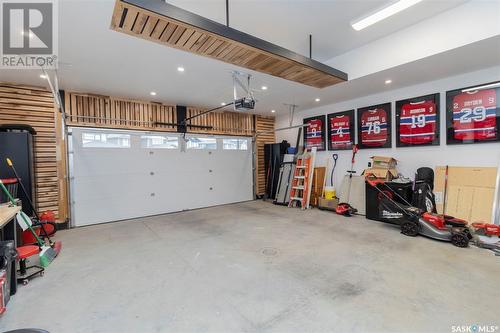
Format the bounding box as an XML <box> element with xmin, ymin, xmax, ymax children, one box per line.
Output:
<box><xmin>72</xmin><ymin>176</ymin><xmax>157</xmax><ymax>226</ymax></box>
<box><xmin>73</xmin><ymin>176</ymin><xmax>152</xmax><ymax>202</ymax></box>
<box><xmin>73</xmin><ymin>154</ymin><xmax>150</xmax><ymax>176</ymax></box>
<box><xmin>70</xmin><ymin>128</ymin><xmax>253</xmax><ymax>226</ymax></box>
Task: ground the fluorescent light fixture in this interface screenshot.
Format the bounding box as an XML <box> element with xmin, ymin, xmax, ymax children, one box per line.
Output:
<box><xmin>271</xmin><ymin>109</ymin><xmax>276</xmax><ymax>113</ymax></box>
<box><xmin>315</xmin><ymin>98</ymin><xmax>321</xmax><ymax>102</ymax></box>
<box><xmin>462</xmin><ymin>82</ymin><xmax>500</xmax><ymax>92</ymax></box>
<box><xmin>177</xmin><ymin>66</ymin><xmax>185</xmax><ymax>72</ymax></box>
<box><xmin>39</xmin><ymin>74</ymin><xmax>47</xmax><ymax>79</ymax></box>
<box><xmin>352</xmin><ymin>0</ymin><xmax>423</xmax><ymax>31</ymax></box>
<box><xmin>261</xmin><ymin>86</ymin><xmax>268</xmax><ymax>90</ymax></box>
<box><xmin>385</xmin><ymin>79</ymin><xmax>392</xmax><ymax>84</ymax></box>
<box><xmin>150</xmin><ymin>91</ymin><xmax>157</xmax><ymax>96</ymax></box>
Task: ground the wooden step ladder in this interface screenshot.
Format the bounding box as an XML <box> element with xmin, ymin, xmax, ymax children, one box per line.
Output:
<box><xmin>288</xmin><ymin>147</ymin><xmax>317</xmax><ymax>209</ymax></box>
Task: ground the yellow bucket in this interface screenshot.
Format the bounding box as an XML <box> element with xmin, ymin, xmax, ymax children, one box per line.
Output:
<box><xmin>324</xmin><ymin>186</ymin><xmax>336</xmax><ymax>200</ymax></box>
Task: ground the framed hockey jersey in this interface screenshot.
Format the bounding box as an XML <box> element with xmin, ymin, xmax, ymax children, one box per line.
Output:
<box><xmin>327</xmin><ymin>110</ymin><xmax>354</xmax><ymax>151</ymax></box>
<box><xmin>446</xmin><ymin>82</ymin><xmax>500</xmax><ymax>145</ymax></box>
<box><xmin>396</xmin><ymin>93</ymin><xmax>440</xmax><ymax>147</ymax></box>
<box><xmin>357</xmin><ymin>103</ymin><xmax>392</xmax><ymax>149</ymax></box>
<box><xmin>303</xmin><ymin>115</ymin><xmax>326</xmax><ymax>151</ymax></box>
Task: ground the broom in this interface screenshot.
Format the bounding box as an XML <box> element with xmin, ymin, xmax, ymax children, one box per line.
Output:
<box><xmin>0</xmin><ymin>179</ymin><xmax>57</xmax><ymax>267</ymax></box>
<box><xmin>6</xmin><ymin>158</ymin><xmax>62</xmax><ymax>255</ymax></box>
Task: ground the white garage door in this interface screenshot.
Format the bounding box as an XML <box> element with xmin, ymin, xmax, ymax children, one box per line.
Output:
<box><xmin>69</xmin><ymin>127</ymin><xmax>253</xmax><ymax>227</ymax></box>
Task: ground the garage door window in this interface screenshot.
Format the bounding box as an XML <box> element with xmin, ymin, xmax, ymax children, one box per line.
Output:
<box><xmin>187</xmin><ymin>137</ymin><xmax>217</xmax><ymax>150</ymax></box>
<box><xmin>82</xmin><ymin>132</ymin><xmax>130</xmax><ymax>148</ymax></box>
<box><xmin>223</xmin><ymin>139</ymin><xmax>248</xmax><ymax>150</ymax></box>
<box><xmin>141</xmin><ymin>135</ymin><xmax>179</xmax><ymax>149</ymax></box>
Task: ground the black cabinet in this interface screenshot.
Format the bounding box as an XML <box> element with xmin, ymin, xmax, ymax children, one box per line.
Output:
<box><xmin>264</xmin><ymin>141</ymin><xmax>290</xmax><ymax>199</ymax></box>
<box><xmin>0</xmin><ymin>128</ymin><xmax>36</xmax><ymax>216</ymax></box>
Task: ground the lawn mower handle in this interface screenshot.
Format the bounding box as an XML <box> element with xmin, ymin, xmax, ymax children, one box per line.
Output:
<box><xmin>351</xmin><ymin>144</ymin><xmax>358</xmax><ymax>164</ymax></box>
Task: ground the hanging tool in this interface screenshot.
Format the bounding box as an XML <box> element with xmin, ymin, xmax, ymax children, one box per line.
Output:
<box><xmin>330</xmin><ymin>154</ymin><xmax>339</xmax><ymax>187</ymax></box>
<box><xmin>288</xmin><ymin>147</ymin><xmax>317</xmax><ymax>209</ymax></box>
<box><xmin>6</xmin><ymin>158</ymin><xmax>61</xmax><ymax>254</ymax></box>
<box><xmin>336</xmin><ymin>145</ymin><xmax>358</xmax><ymax>216</ymax></box>
<box><xmin>443</xmin><ymin>165</ymin><xmax>449</xmax><ymax>214</ymax></box>
<box><xmin>318</xmin><ymin>154</ymin><xmax>340</xmax><ymax>211</ymax></box>
<box><xmin>0</xmin><ymin>180</ymin><xmax>58</xmax><ymax>268</ymax></box>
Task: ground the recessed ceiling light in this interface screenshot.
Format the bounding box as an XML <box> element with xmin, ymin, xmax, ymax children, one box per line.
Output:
<box><xmin>385</xmin><ymin>79</ymin><xmax>392</xmax><ymax>84</ymax></box>
<box><xmin>271</xmin><ymin>110</ymin><xmax>276</xmax><ymax>113</ymax></box>
<box><xmin>221</xmin><ymin>102</ymin><xmax>226</xmax><ymax>106</ymax></box>
<box><xmin>352</xmin><ymin>0</ymin><xmax>423</xmax><ymax>31</ymax></box>
<box><xmin>315</xmin><ymin>98</ymin><xmax>321</xmax><ymax>102</ymax></box>
<box><xmin>177</xmin><ymin>67</ymin><xmax>185</xmax><ymax>72</ymax></box>
<box><xmin>150</xmin><ymin>91</ymin><xmax>157</xmax><ymax>96</ymax></box>
<box><xmin>261</xmin><ymin>86</ymin><xmax>268</xmax><ymax>90</ymax></box>
<box><xmin>39</xmin><ymin>74</ymin><xmax>47</xmax><ymax>79</ymax></box>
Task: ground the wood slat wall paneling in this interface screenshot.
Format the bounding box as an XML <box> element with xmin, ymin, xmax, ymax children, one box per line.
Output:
<box><xmin>66</xmin><ymin>92</ymin><xmax>257</xmax><ymax>137</ymax></box>
<box><xmin>65</xmin><ymin>92</ymin><xmax>177</xmax><ymax>132</ymax></box>
<box><xmin>56</xmin><ymin>98</ymin><xmax>69</xmax><ymax>221</ymax></box>
<box><xmin>185</xmin><ymin>107</ymin><xmax>254</xmax><ymax>136</ymax></box>
<box><xmin>0</xmin><ymin>83</ymin><xmax>62</xmax><ymax>218</ymax></box>
<box><xmin>254</xmin><ymin>116</ymin><xmax>276</xmax><ymax>196</ymax></box>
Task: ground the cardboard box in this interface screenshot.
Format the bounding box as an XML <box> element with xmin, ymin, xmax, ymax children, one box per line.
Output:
<box><xmin>434</xmin><ymin>166</ymin><xmax>497</xmax><ymax>223</ymax></box>
<box><xmin>364</xmin><ymin>156</ymin><xmax>398</xmax><ymax>181</ymax></box>
<box><xmin>370</xmin><ymin>156</ymin><xmax>397</xmax><ymax>169</ymax></box>
<box><xmin>364</xmin><ymin>168</ymin><xmax>398</xmax><ymax>181</ymax></box>
<box><xmin>318</xmin><ymin>197</ymin><xmax>339</xmax><ymax>211</ymax></box>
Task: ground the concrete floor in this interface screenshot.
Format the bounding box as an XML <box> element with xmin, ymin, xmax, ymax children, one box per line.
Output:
<box><xmin>1</xmin><ymin>201</ymin><xmax>499</xmax><ymax>333</ymax></box>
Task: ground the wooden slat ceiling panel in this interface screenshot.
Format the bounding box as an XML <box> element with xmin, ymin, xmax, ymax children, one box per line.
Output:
<box><xmin>110</xmin><ymin>0</ymin><xmax>347</xmax><ymax>88</ymax></box>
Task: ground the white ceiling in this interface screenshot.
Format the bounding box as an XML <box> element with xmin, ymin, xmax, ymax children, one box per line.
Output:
<box><xmin>1</xmin><ymin>0</ymin><xmax>496</xmax><ymax>116</ymax></box>
<box><xmin>167</xmin><ymin>0</ymin><xmax>467</xmax><ymax>61</ymax></box>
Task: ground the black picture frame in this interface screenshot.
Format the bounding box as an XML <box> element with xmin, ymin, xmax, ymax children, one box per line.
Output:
<box><xmin>446</xmin><ymin>82</ymin><xmax>500</xmax><ymax>145</ymax></box>
<box><xmin>303</xmin><ymin>115</ymin><xmax>326</xmax><ymax>151</ymax></box>
<box><xmin>357</xmin><ymin>103</ymin><xmax>392</xmax><ymax>149</ymax></box>
<box><xmin>395</xmin><ymin>93</ymin><xmax>440</xmax><ymax>147</ymax></box>
<box><xmin>327</xmin><ymin>110</ymin><xmax>355</xmax><ymax>151</ymax></box>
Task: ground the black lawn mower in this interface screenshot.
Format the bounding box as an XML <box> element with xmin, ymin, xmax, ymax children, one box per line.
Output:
<box><xmin>365</xmin><ymin>174</ymin><xmax>473</xmax><ymax>247</ymax></box>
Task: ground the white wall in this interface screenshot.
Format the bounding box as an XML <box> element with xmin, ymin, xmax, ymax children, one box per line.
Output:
<box><xmin>276</xmin><ymin>66</ymin><xmax>500</xmax><ymax>189</ymax></box>
<box><xmin>326</xmin><ymin>0</ymin><xmax>500</xmax><ymax>79</ymax></box>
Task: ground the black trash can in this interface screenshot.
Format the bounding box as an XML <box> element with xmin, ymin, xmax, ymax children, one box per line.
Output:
<box><xmin>0</xmin><ymin>240</ymin><xmax>17</xmax><ymax>304</ymax></box>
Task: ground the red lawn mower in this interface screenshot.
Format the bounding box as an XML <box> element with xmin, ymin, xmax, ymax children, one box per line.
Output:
<box><xmin>365</xmin><ymin>174</ymin><xmax>473</xmax><ymax>247</ymax></box>
<box><xmin>472</xmin><ymin>223</ymin><xmax>500</xmax><ymax>237</ymax></box>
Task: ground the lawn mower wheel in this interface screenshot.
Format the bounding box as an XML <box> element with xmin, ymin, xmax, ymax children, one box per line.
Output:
<box><xmin>401</xmin><ymin>220</ymin><xmax>420</xmax><ymax>237</ymax></box>
<box><xmin>451</xmin><ymin>232</ymin><xmax>470</xmax><ymax>248</ymax></box>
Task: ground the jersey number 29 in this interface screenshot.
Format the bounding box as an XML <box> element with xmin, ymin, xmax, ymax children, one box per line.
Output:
<box><xmin>457</xmin><ymin>106</ymin><xmax>486</xmax><ymax>123</ymax></box>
